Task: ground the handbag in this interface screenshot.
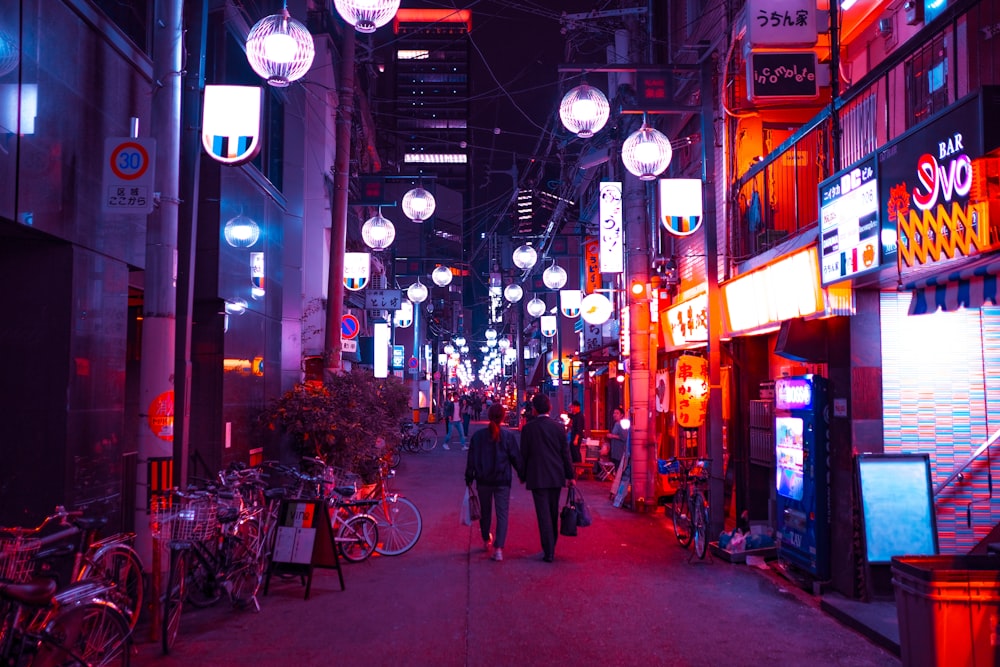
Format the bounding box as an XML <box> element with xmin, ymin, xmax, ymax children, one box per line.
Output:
<box><xmin>467</xmin><ymin>484</ymin><xmax>482</xmax><ymax>522</ymax></box>
<box><xmin>559</xmin><ymin>489</ymin><xmax>579</xmax><ymax>537</ymax></box>
<box><xmin>460</xmin><ymin>487</ymin><xmax>472</xmax><ymax>526</ymax></box>
<box><xmin>571</xmin><ymin>486</ymin><xmax>592</xmax><ymax>527</ymax></box>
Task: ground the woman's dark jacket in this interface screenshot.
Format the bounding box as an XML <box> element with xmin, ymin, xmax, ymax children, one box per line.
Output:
<box><xmin>465</xmin><ymin>427</ymin><xmax>522</xmax><ymax>487</ymax></box>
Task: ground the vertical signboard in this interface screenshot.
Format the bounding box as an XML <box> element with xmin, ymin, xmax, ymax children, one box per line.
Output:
<box><xmin>819</xmin><ymin>156</ymin><xmax>880</xmax><ymax>285</ymax></box>
<box><xmin>599</xmin><ymin>182</ymin><xmax>623</xmax><ymax>274</ymax></box>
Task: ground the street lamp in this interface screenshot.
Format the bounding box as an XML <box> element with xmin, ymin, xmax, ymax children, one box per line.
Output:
<box><xmin>407</xmin><ymin>279</ymin><xmax>428</xmax><ymax>304</ymax></box>
<box><xmin>512</xmin><ymin>244</ymin><xmax>538</xmax><ymax>270</ymax></box>
<box><xmin>401</xmin><ymin>186</ymin><xmax>436</xmax><ymax>223</ymax></box>
<box><xmin>334</xmin><ymin>0</ymin><xmax>402</xmax><ymax>34</ymax></box>
<box><xmin>526</xmin><ymin>296</ymin><xmax>546</xmax><ymax>318</ymax></box>
<box><xmin>621</xmin><ymin>119</ymin><xmax>673</xmax><ymax>181</ymax></box>
<box><xmin>431</xmin><ymin>265</ymin><xmax>453</xmax><ymax>287</ymax></box>
<box><xmin>361</xmin><ymin>208</ymin><xmax>395</xmax><ymax>250</ymax></box>
<box><xmin>503</xmin><ymin>284</ymin><xmax>524</xmax><ymax>303</ymax></box>
<box><xmin>559</xmin><ymin>83</ymin><xmax>610</xmax><ymax>138</ymax></box>
<box><xmin>542</xmin><ymin>262</ymin><xmax>568</xmax><ymax>290</ymax></box>
<box><xmin>223</xmin><ymin>213</ymin><xmax>260</xmax><ymax>248</ymax></box>
<box><xmin>245</xmin><ymin>3</ymin><xmax>316</xmax><ymax>88</ymax></box>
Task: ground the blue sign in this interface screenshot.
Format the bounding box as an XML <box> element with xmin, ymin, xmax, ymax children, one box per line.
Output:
<box><xmin>392</xmin><ymin>345</ymin><xmax>405</xmax><ymax>370</ymax></box>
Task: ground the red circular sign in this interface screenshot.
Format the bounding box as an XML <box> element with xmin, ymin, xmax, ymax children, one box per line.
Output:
<box><xmin>109</xmin><ymin>141</ymin><xmax>150</xmax><ymax>181</ymax></box>
<box><xmin>341</xmin><ymin>313</ymin><xmax>360</xmax><ymax>340</ymax></box>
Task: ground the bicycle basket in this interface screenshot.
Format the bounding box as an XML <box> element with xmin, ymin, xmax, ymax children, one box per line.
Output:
<box><xmin>151</xmin><ymin>497</ymin><xmax>219</xmax><ymax>542</ymax></box>
<box><xmin>657</xmin><ymin>458</ymin><xmax>683</xmax><ymax>484</ymax></box>
<box><xmin>689</xmin><ymin>459</ymin><xmax>711</xmax><ymax>481</ymax></box>
<box><xmin>0</xmin><ymin>535</ymin><xmax>41</xmax><ymax>583</ymax></box>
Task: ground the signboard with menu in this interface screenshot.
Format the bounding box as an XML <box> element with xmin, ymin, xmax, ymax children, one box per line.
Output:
<box><xmin>819</xmin><ymin>156</ymin><xmax>880</xmax><ymax>285</ymax></box>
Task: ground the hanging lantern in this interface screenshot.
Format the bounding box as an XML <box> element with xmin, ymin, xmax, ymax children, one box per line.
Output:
<box><xmin>542</xmin><ymin>262</ymin><xmax>567</xmax><ymax>290</ymax></box>
<box><xmin>621</xmin><ymin>121</ymin><xmax>673</xmax><ymax>181</ymax></box>
<box><xmin>223</xmin><ymin>213</ymin><xmax>260</xmax><ymax>248</ymax></box>
<box><xmin>0</xmin><ymin>28</ymin><xmax>19</xmax><ymax>78</ymax></box>
<box><xmin>431</xmin><ymin>265</ymin><xmax>453</xmax><ymax>287</ymax></box>
<box><xmin>559</xmin><ymin>84</ymin><xmax>610</xmax><ymax>138</ymax></box>
<box><xmin>580</xmin><ymin>293</ymin><xmax>613</xmax><ymax>324</ymax></box>
<box><xmin>454</xmin><ymin>334</ymin><xmax>466</xmax><ymax>347</ymax></box>
<box><xmin>503</xmin><ymin>284</ymin><xmax>524</xmax><ymax>303</ymax></box>
<box><xmin>512</xmin><ymin>244</ymin><xmax>538</xmax><ymax>270</ymax></box>
<box><xmin>361</xmin><ymin>209</ymin><xmax>395</xmax><ymax>250</ymax></box>
<box><xmin>407</xmin><ymin>280</ymin><xmax>428</xmax><ymax>303</ymax></box>
<box><xmin>444</xmin><ymin>343</ymin><xmax>455</xmax><ymax>355</ymax></box>
<box><xmin>334</xmin><ymin>0</ymin><xmax>401</xmax><ymax>34</ymax></box>
<box><xmin>401</xmin><ymin>186</ymin><xmax>436</xmax><ymax>222</ymax></box>
<box><xmin>526</xmin><ymin>297</ymin><xmax>546</xmax><ymax>318</ymax></box>
<box><xmin>540</xmin><ymin>315</ymin><xmax>557</xmax><ymax>338</ymax></box>
<box><xmin>485</xmin><ymin>328</ymin><xmax>498</xmax><ymax>340</ymax></box>
<box><xmin>245</xmin><ymin>4</ymin><xmax>315</xmax><ymax>88</ymax></box>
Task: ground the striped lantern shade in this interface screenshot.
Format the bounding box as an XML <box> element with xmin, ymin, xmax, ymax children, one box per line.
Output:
<box><xmin>334</xmin><ymin>0</ymin><xmax>401</xmax><ymax>34</ymax></box>
<box><xmin>246</xmin><ymin>6</ymin><xmax>315</xmax><ymax>87</ymax></box>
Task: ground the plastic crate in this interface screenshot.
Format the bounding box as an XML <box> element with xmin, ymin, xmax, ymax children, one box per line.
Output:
<box><xmin>891</xmin><ymin>555</ymin><xmax>1000</xmax><ymax>667</ymax></box>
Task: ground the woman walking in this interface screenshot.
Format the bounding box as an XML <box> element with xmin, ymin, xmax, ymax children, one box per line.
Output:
<box><xmin>465</xmin><ymin>403</ymin><xmax>522</xmax><ymax>561</ymax></box>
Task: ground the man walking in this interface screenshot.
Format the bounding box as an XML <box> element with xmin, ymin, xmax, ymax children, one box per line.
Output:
<box><xmin>567</xmin><ymin>400</ymin><xmax>585</xmax><ymax>463</ymax></box>
<box><xmin>519</xmin><ymin>393</ymin><xmax>575</xmax><ymax>562</ymax></box>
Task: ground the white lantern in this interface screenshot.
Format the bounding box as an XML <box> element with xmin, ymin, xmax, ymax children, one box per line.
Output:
<box><xmin>498</xmin><ymin>337</ymin><xmax>511</xmax><ymax>350</ymax></box>
<box><xmin>401</xmin><ymin>186</ymin><xmax>436</xmax><ymax>222</ymax></box>
<box><xmin>245</xmin><ymin>6</ymin><xmax>316</xmax><ymax>87</ymax></box>
<box><xmin>559</xmin><ymin>84</ymin><xmax>609</xmax><ymax>138</ymax></box>
<box><xmin>542</xmin><ymin>262</ymin><xmax>567</xmax><ymax>290</ymax></box>
<box><xmin>526</xmin><ymin>297</ymin><xmax>546</xmax><ymax>318</ymax></box>
<box><xmin>431</xmin><ymin>265</ymin><xmax>453</xmax><ymax>287</ymax></box>
<box><xmin>407</xmin><ymin>280</ymin><xmax>428</xmax><ymax>303</ymax></box>
<box><xmin>580</xmin><ymin>293</ymin><xmax>613</xmax><ymax>324</ymax></box>
<box><xmin>361</xmin><ymin>209</ymin><xmax>395</xmax><ymax>250</ymax></box>
<box><xmin>485</xmin><ymin>327</ymin><xmax>498</xmax><ymax>340</ymax></box>
<box><xmin>223</xmin><ymin>213</ymin><xmax>260</xmax><ymax>248</ymax></box>
<box><xmin>512</xmin><ymin>244</ymin><xmax>538</xmax><ymax>270</ymax></box>
<box><xmin>621</xmin><ymin>122</ymin><xmax>673</xmax><ymax>181</ymax></box>
<box><xmin>334</xmin><ymin>0</ymin><xmax>401</xmax><ymax>34</ymax></box>
<box><xmin>503</xmin><ymin>284</ymin><xmax>524</xmax><ymax>303</ymax></box>
<box><xmin>444</xmin><ymin>343</ymin><xmax>455</xmax><ymax>355</ymax></box>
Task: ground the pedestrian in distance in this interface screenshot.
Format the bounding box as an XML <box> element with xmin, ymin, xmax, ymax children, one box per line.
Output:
<box><xmin>443</xmin><ymin>393</ymin><xmax>467</xmax><ymax>450</ymax></box>
<box><xmin>606</xmin><ymin>406</ymin><xmax>627</xmax><ymax>470</ymax></box>
<box><xmin>465</xmin><ymin>402</ymin><xmax>523</xmax><ymax>562</ymax></box>
<box><xmin>461</xmin><ymin>395</ymin><xmax>473</xmax><ymax>436</ymax></box>
<box><xmin>518</xmin><ymin>393</ymin><xmax>576</xmax><ymax>563</ymax></box>
<box><xmin>567</xmin><ymin>400</ymin><xmax>585</xmax><ymax>464</ymax></box>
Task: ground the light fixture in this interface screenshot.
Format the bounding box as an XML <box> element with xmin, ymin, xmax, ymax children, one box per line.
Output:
<box><xmin>485</xmin><ymin>327</ymin><xmax>498</xmax><ymax>340</ymax></box>
<box><xmin>334</xmin><ymin>0</ymin><xmax>401</xmax><ymax>34</ymax></box>
<box><xmin>526</xmin><ymin>297</ymin><xmax>546</xmax><ymax>318</ymax></box>
<box><xmin>498</xmin><ymin>337</ymin><xmax>511</xmax><ymax>350</ymax></box>
<box><xmin>503</xmin><ymin>284</ymin><xmax>524</xmax><ymax>303</ymax></box>
<box><xmin>401</xmin><ymin>186</ymin><xmax>436</xmax><ymax>222</ymax></box>
<box><xmin>361</xmin><ymin>208</ymin><xmax>395</xmax><ymax>250</ymax></box>
<box><xmin>223</xmin><ymin>213</ymin><xmax>260</xmax><ymax>248</ymax></box>
<box><xmin>559</xmin><ymin>83</ymin><xmax>610</xmax><ymax>138</ymax></box>
<box><xmin>431</xmin><ymin>265</ymin><xmax>453</xmax><ymax>287</ymax></box>
<box><xmin>542</xmin><ymin>262</ymin><xmax>568</xmax><ymax>290</ymax></box>
<box><xmin>407</xmin><ymin>279</ymin><xmax>428</xmax><ymax>304</ymax></box>
<box><xmin>0</xmin><ymin>28</ymin><xmax>18</xmax><ymax>78</ymax></box>
<box><xmin>454</xmin><ymin>334</ymin><xmax>467</xmax><ymax>347</ymax></box>
<box><xmin>245</xmin><ymin>3</ymin><xmax>316</xmax><ymax>88</ymax></box>
<box><xmin>621</xmin><ymin>120</ymin><xmax>673</xmax><ymax>181</ymax></box>
<box><xmin>224</xmin><ymin>298</ymin><xmax>248</xmax><ymax>315</ymax></box>
<box><xmin>512</xmin><ymin>244</ymin><xmax>538</xmax><ymax>270</ymax></box>
<box><xmin>580</xmin><ymin>293</ymin><xmax>613</xmax><ymax>324</ymax></box>
<box><xmin>444</xmin><ymin>343</ymin><xmax>455</xmax><ymax>355</ymax></box>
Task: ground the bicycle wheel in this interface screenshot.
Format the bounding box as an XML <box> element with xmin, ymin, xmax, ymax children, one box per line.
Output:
<box><xmin>337</xmin><ymin>514</ymin><xmax>379</xmax><ymax>562</ymax></box>
<box><xmin>36</xmin><ymin>599</ymin><xmax>131</xmax><ymax>666</ymax></box>
<box><xmin>388</xmin><ymin>449</ymin><xmax>402</xmax><ymax>468</ymax></box>
<box><xmin>418</xmin><ymin>427</ymin><xmax>438</xmax><ymax>452</ymax></box>
<box><xmin>692</xmin><ymin>494</ymin><xmax>709</xmax><ymax>559</ymax></box>
<box><xmin>80</xmin><ymin>544</ymin><xmax>144</xmax><ymax>630</ymax></box>
<box><xmin>185</xmin><ymin>544</ymin><xmax>222</xmax><ymax>608</ymax></box>
<box><xmin>369</xmin><ymin>496</ymin><xmax>422</xmax><ymax>556</ymax></box>
<box><xmin>162</xmin><ymin>547</ymin><xmax>188</xmax><ymax>655</ymax></box>
<box><xmin>671</xmin><ymin>486</ymin><xmax>692</xmax><ymax>547</ymax></box>
<box><xmin>227</xmin><ymin>519</ymin><xmax>263</xmax><ymax>607</ymax></box>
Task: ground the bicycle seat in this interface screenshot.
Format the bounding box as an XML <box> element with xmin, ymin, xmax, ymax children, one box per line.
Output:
<box><xmin>264</xmin><ymin>487</ymin><xmax>286</xmax><ymax>500</ymax></box>
<box><xmin>0</xmin><ymin>578</ymin><xmax>57</xmax><ymax>607</ymax></box>
<box><xmin>71</xmin><ymin>516</ymin><xmax>108</xmax><ymax>531</ymax></box>
<box><xmin>333</xmin><ymin>486</ymin><xmax>357</xmax><ymax>497</ymax></box>
<box><xmin>217</xmin><ymin>507</ymin><xmax>240</xmax><ymax>524</ymax></box>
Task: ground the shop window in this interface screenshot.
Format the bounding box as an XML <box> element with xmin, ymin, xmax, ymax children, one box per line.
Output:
<box><xmin>905</xmin><ymin>34</ymin><xmax>949</xmax><ymax>128</ymax></box>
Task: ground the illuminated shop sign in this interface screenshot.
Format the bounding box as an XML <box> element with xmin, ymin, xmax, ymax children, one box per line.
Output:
<box><xmin>202</xmin><ymin>85</ymin><xmax>262</xmax><ymax>166</ymax></box>
<box><xmin>675</xmin><ymin>354</ymin><xmax>709</xmax><ymax>428</ymax></box>
<box><xmin>819</xmin><ymin>156</ymin><xmax>880</xmax><ymax>285</ymax></box>
<box><xmin>721</xmin><ymin>247</ymin><xmax>825</xmax><ymax>334</ymax></box>
<box><xmin>599</xmin><ymin>182</ymin><xmax>623</xmax><ymax>274</ymax></box>
<box><xmin>878</xmin><ymin>93</ymin><xmax>1000</xmax><ymax>277</ymax></box>
<box><xmin>663</xmin><ymin>292</ymin><xmax>708</xmax><ymax>347</ymax></box>
<box><xmin>775</xmin><ymin>376</ymin><xmax>814</xmax><ymax>410</ymax></box>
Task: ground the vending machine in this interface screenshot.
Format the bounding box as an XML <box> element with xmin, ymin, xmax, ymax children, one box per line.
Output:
<box><xmin>774</xmin><ymin>374</ymin><xmax>830</xmax><ymax>579</ymax></box>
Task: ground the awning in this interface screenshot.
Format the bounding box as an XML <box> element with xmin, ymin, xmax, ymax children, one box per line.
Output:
<box><xmin>905</xmin><ymin>258</ymin><xmax>1000</xmax><ymax>315</ymax></box>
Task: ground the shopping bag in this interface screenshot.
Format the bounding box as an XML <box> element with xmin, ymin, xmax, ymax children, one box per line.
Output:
<box><xmin>572</xmin><ymin>487</ymin><xmax>592</xmax><ymax>527</ymax></box>
<box><xmin>460</xmin><ymin>487</ymin><xmax>472</xmax><ymax>526</ymax></box>
<box><xmin>467</xmin><ymin>484</ymin><xmax>482</xmax><ymax>522</ymax></box>
<box><xmin>559</xmin><ymin>489</ymin><xmax>579</xmax><ymax>537</ymax></box>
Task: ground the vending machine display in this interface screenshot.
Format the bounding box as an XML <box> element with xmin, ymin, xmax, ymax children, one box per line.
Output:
<box><xmin>774</xmin><ymin>375</ymin><xmax>829</xmax><ymax>579</ymax></box>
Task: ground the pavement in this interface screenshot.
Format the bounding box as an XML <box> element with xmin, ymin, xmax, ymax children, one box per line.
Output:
<box><xmin>131</xmin><ymin>421</ymin><xmax>901</xmax><ymax>666</ymax></box>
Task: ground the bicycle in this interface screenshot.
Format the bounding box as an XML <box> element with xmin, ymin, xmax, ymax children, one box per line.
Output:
<box><xmin>399</xmin><ymin>421</ymin><xmax>438</xmax><ymax>453</ymax></box>
<box><xmin>0</xmin><ymin>536</ymin><xmax>132</xmax><ymax>666</ymax></box>
<box><xmin>664</xmin><ymin>457</ymin><xmax>712</xmax><ymax>560</ymax></box>
<box><xmin>353</xmin><ymin>458</ymin><xmax>422</xmax><ymax>556</ymax></box>
<box><xmin>1</xmin><ymin>506</ymin><xmax>144</xmax><ymax>631</ymax></box>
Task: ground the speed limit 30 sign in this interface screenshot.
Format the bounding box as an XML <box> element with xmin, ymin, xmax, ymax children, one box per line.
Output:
<box><xmin>102</xmin><ymin>137</ymin><xmax>156</xmax><ymax>214</ymax></box>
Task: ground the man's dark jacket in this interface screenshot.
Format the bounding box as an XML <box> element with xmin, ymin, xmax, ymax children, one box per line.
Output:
<box><xmin>519</xmin><ymin>414</ymin><xmax>575</xmax><ymax>490</ymax></box>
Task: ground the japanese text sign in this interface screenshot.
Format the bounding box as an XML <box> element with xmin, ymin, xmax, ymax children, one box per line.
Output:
<box><xmin>746</xmin><ymin>0</ymin><xmax>817</xmax><ymax>47</ymax></box>
<box><xmin>675</xmin><ymin>354</ymin><xmax>708</xmax><ymax>428</ymax></box>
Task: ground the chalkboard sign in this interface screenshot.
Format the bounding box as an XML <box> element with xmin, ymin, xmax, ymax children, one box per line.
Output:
<box><xmin>264</xmin><ymin>499</ymin><xmax>343</xmax><ymax>599</ymax></box>
<box><xmin>747</xmin><ymin>51</ymin><xmax>819</xmax><ymax>102</ymax></box>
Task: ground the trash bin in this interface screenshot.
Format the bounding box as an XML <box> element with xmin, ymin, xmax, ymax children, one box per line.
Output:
<box><xmin>891</xmin><ymin>555</ymin><xmax>1000</xmax><ymax>667</ymax></box>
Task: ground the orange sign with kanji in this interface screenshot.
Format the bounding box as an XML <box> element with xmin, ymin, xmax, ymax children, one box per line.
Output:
<box><xmin>674</xmin><ymin>355</ymin><xmax>708</xmax><ymax>428</ymax></box>
<box><xmin>148</xmin><ymin>390</ymin><xmax>174</xmax><ymax>442</ymax></box>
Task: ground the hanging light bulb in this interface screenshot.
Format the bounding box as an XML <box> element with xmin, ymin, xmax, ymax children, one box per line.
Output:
<box><xmin>542</xmin><ymin>262</ymin><xmax>567</xmax><ymax>290</ymax></box>
<box><xmin>361</xmin><ymin>208</ymin><xmax>395</xmax><ymax>250</ymax></box>
<box><xmin>621</xmin><ymin>120</ymin><xmax>673</xmax><ymax>181</ymax></box>
<box><xmin>485</xmin><ymin>328</ymin><xmax>498</xmax><ymax>340</ymax></box>
<box><xmin>431</xmin><ymin>265</ymin><xmax>453</xmax><ymax>287</ymax></box>
<box><xmin>401</xmin><ymin>186</ymin><xmax>436</xmax><ymax>222</ymax></box>
<box><xmin>503</xmin><ymin>284</ymin><xmax>524</xmax><ymax>303</ymax></box>
<box><xmin>407</xmin><ymin>279</ymin><xmax>428</xmax><ymax>303</ymax></box>
<box><xmin>333</xmin><ymin>0</ymin><xmax>401</xmax><ymax>34</ymax></box>
<box><xmin>526</xmin><ymin>297</ymin><xmax>546</xmax><ymax>318</ymax></box>
<box><xmin>223</xmin><ymin>213</ymin><xmax>260</xmax><ymax>248</ymax></box>
<box><xmin>559</xmin><ymin>83</ymin><xmax>610</xmax><ymax>138</ymax></box>
<box><xmin>512</xmin><ymin>244</ymin><xmax>538</xmax><ymax>270</ymax></box>
<box><xmin>245</xmin><ymin>4</ymin><xmax>316</xmax><ymax>87</ymax></box>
